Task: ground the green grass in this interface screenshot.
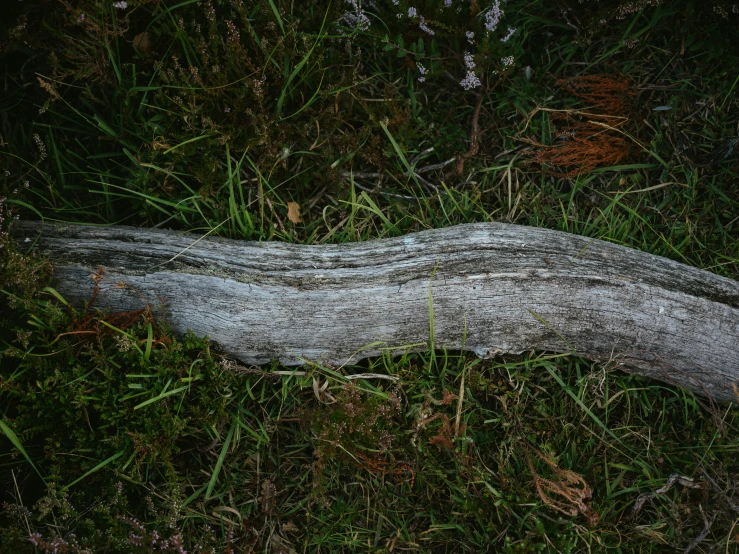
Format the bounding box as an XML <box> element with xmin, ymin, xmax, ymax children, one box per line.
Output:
<box><xmin>1</xmin><ymin>0</ymin><xmax>739</xmax><ymax>552</ymax></box>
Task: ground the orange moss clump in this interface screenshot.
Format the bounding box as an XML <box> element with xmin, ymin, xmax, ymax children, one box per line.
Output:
<box><xmin>353</xmin><ymin>451</ymin><xmax>416</xmax><ymax>487</ymax></box>
<box><xmin>529</xmin><ymin>73</ymin><xmax>639</xmax><ymax>178</ymax></box>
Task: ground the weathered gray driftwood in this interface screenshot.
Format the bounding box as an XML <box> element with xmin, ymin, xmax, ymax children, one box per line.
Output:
<box><xmin>12</xmin><ymin>221</ymin><xmax>739</xmax><ymax>402</ymax></box>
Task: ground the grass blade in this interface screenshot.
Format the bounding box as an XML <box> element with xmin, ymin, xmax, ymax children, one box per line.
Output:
<box><xmin>357</xmin><ymin>191</ymin><xmax>401</xmax><ymax>235</ymax></box>
<box><xmin>379</xmin><ymin>121</ymin><xmax>414</xmax><ymax>178</ymax></box>
<box><xmin>134</xmin><ymin>384</ymin><xmax>189</xmax><ymax>411</ymax></box>
<box><xmin>205</xmin><ymin>418</ymin><xmax>236</xmax><ymax>499</ymax></box>
<box><xmin>163</xmin><ymin>134</ymin><xmax>216</xmax><ymax>155</ymax></box>
<box><xmin>62</xmin><ymin>450</ymin><xmax>125</xmax><ymax>491</ymax></box>
<box><xmin>42</xmin><ymin>287</ymin><xmax>69</xmax><ymax>306</ymax></box>
<box><xmin>428</xmin><ymin>261</ymin><xmax>439</xmax><ymax>365</ymax></box>
<box><xmin>266</xmin><ymin>0</ymin><xmax>286</xmax><ymax>36</ymax></box>
<box><xmin>542</xmin><ymin>364</ymin><xmax>624</xmax><ymax>447</ymax></box>
<box><xmin>276</xmin><ymin>6</ymin><xmax>329</xmax><ymax>114</ymax></box>
<box><xmin>524</xmin><ymin>307</ymin><xmax>578</xmax><ymax>354</ymax></box>
<box><xmin>0</xmin><ymin>419</ymin><xmax>44</xmax><ymax>481</ymax></box>
<box><xmin>144</xmin><ymin>322</ymin><xmax>153</xmax><ymax>361</ymax></box>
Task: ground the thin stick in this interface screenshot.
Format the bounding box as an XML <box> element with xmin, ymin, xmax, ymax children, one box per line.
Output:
<box><xmin>12</xmin><ymin>470</ymin><xmax>31</xmax><ymax>536</ymax></box>
<box><xmin>683</xmin><ymin>508</ymin><xmax>716</xmax><ymax>554</ymax></box>
<box><xmin>264</xmin><ymin>196</ymin><xmax>286</xmax><ymax>233</ymax></box>
<box><xmin>454</xmin><ymin>370</ymin><xmax>466</xmax><ymax>438</ymax></box>
<box><xmin>456</xmin><ymin>91</ymin><xmax>484</xmax><ymax>176</ymax></box>
<box><xmin>345</xmin><ymin>373</ymin><xmax>399</xmax><ymax>381</ymax></box>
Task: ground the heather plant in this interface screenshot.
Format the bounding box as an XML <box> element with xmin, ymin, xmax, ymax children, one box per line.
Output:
<box><xmin>0</xmin><ymin>0</ymin><xmax>525</xmax><ymax>237</ymax></box>
<box><xmin>0</xmin><ymin>239</ymin><xmax>253</xmax><ymax>551</ymax></box>
<box><xmin>2</xmin><ymin>0</ymin><xmax>739</xmax><ymax>551</ymax></box>
<box><xmin>558</xmin><ymin>0</ymin><xmax>739</xmax><ymax>27</ymax></box>
<box><xmin>305</xmin><ymin>382</ymin><xmax>410</xmax><ymax>495</ymax></box>
<box><xmin>2</xmin><ymin>244</ymin><xmax>739</xmax><ymax>551</ymax></box>
<box><xmin>0</xmin><ymin>213</ymin><xmax>59</xmax><ymax>359</ymax></box>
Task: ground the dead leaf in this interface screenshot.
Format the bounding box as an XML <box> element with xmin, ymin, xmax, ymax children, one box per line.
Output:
<box><xmin>269</xmin><ymin>533</ymin><xmax>297</xmax><ymax>554</ymax></box>
<box><xmin>91</xmin><ymin>266</ymin><xmax>105</xmax><ymax>284</ymax></box>
<box><xmin>312</xmin><ymin>377</ymin><xmax>335</xmax><ymax>404</ymax></box>
<box><xmin>260</xmin><ymin>479</ymin><xmax>276</xmax><ymax>513</ymax></box>
<box><xmin>211</xmin><ymin>505</ymin><xmax>241</xmax><ymax>527</ymax></box>
<box><xmin>151</xmin><ymin>136</ymin><xmax>171</xmax><ymax>150</ymax></box>
<box><xmin>281</xmin><ymin>521</ymin><xmax>299</xmax><ymax>534</ymax></box>
<box><xmin>133</xmin><ymin>32</ymin><xmax>152</xmax><ymax>53</ymax></box>
<box><xmin>287</xmin><ymin>201</ymin><xmax>301</xmax><ymax>224</ymax></box>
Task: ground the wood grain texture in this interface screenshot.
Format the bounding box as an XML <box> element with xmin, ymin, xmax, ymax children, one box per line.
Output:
<box><xmin>12</xmin><ymin>220</ymin><xmax>739</xmax><ymax>402</ymax></box>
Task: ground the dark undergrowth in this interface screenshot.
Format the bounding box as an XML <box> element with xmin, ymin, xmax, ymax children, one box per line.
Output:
<box><xmin>1</xmin><ymin>0</ymin><xmax>739</xmax><ymax>552</ymax></box>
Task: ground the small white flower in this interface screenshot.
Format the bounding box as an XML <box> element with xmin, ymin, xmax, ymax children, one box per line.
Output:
<box><xmin>501</xmin><ymin>55</ymin><xmax>515</xmax><ymax>67</ymax></box>
<box><xmin>113</xmin><ymin>0</ymin><xmax>128</xmax><ymax>9</ymax></box>
<box><xmin>418</xmin><ymin>16</ymin><xmax>434</xmax><ymax>35</ymax></box>
<box><xmin>408</xmin><ymin>7</ymin><xmax>417</xmax><ymax>18</ymax></box>
<box><xmin>464</xmin><ymin>52</ymin><xmax>476</xmax><ymax>70</ymax></box>
<box><xmin>340</xmin><ymin>1</ymin><xmax>371</xmax><ymax>31</ymax></box>
<box><xmin>501</xmin><ymin>26</ymin><xmax>516</xmax><ymax>43</ymax></box>
<box><xmin>460</xmin><ymin>71</ymin><xmax>481</xmax><ymax>90</ymax></box>
<box><xmin>466</xmin><ymin>31</ymin><xmax>475</xmax><ymax>43</ymax></box>
<box><xmin>484</xmin><ymin>0</ymin><xmax>503</xmax><ymax>33</ymax></box>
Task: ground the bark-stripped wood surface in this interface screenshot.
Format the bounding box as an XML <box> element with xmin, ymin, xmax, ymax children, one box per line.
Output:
<box><xmin>12</xmin><ymin>221</ymin><xmax>739</xmax><ymax>402</ymax></box>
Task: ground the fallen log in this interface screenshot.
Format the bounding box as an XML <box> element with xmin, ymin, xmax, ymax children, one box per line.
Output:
<box><xmin>11</xmin><ymin>221</ymin><xmax>739</xmax><ymax>402</ymax></box>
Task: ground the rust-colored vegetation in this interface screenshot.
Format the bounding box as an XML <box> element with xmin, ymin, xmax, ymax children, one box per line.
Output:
<box><xmin>68</xmin><ymin>266</ymin><xmax>170</xmax><ymax>349</ymax></box>
<box><xmin>306</xmin><ymin>383</ymin><xmax>415</xmax><ymax>490</ymax></box>
<box><xmin>526</xmin><ymin>444</ymin><xmax>599</xmax><ymax>526</ymax></box>
<box><xmin>529</xmin><ymin>72</ymin><xmax>640</xmax><ymax>178</ymax></box>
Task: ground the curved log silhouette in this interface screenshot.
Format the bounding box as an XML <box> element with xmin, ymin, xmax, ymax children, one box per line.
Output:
<box><xmin>12</xmin><ymin>221</ymin><xmax>739</xmax><ymax>402</ymax></box>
